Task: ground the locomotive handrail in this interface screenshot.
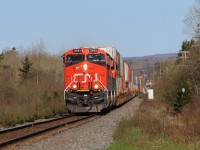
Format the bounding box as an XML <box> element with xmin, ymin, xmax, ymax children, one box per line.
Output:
<box><xmin>64</xmin><ymin>81</ymin><xmax>73</xmax><ymax>101</ymax></box>
<box><xmin>65</xmin><ymin>82</ymin><xmax>73</xmax><ymax>91</ymax></box>
<box><xmin>98</xmin><ymin>80</ymin><xmax>108</xmax><ymax>91</ymax></box>
<box><xmin>65</xmin><ymin>75</ymin><xmax>74</xmax><ymax>91</ymax></box>
<box><xmin>97</xmin><ymin>77</ymin><xmax>108</xmax><ymax>100</ymax></box>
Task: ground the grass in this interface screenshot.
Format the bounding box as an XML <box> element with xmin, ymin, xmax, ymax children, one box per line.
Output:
<box><xmin>109</xmin><ymin>125</ymin><xmax>200</xmax><ymax>150</ymax></box>
<box><xmin>0</xmin><ymin>92</ymin><xmax>66</xmax><ymax>126</ymax></box>
<box><xmin>108</xmin><ymin>97</ymin><xmax>200</xmax><ymax>150</ymax></box>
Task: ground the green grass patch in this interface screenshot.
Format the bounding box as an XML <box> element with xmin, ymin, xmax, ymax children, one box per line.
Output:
<box><xmin>108</xmin><ymin>100</ymin><xmax>200</xmax><ymax>150</ymax></box>
<box><xmin>108</xmin><ymin>123</ymin><xmax>200</xmax><ymax>150</ymax></box>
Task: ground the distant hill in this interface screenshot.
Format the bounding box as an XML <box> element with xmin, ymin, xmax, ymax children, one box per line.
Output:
<box><xmin>124</xmin><ymin>53</ymin><xmax>177</xmax><ymax>62</ymax></box>
<box><xmin>123</xmin><ymin>53</ymin><xmax>177</xmax><ymax>75</ymax></box>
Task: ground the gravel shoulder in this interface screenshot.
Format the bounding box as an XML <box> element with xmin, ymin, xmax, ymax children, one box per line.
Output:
<box><xmin>7</xmin><ymin>97</ymin><xmax>142</xmax><ymax>150</ymax></box>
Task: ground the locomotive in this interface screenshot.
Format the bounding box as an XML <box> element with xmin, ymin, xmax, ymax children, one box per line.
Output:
<box><xmin>62</xmin><ymin>46</ymin><xmax>137</xmax><ymax>113</ymax></box>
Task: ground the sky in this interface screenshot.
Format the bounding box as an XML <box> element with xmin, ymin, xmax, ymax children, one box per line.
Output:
<box><xmin>0</xmin><ymin>0</ymin><xmax>194</xmax><ymax>57</ymax></box>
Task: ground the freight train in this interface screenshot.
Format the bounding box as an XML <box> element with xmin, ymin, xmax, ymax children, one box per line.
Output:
<box><xmin>62</xmin><ymin>46</ymin><xmax>140</xmax><ymax>113</ymax></box>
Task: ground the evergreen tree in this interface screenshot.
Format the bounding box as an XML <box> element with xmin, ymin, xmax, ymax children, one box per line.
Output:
<box><xmin>176</xmin><ymin>40</ymin><xmax>195</xmax><ymax>64</ymax></box>
<box><xmin>181</xmin><ymin>40</ymin><xmax>194</xmax><ymax>51</ymax></box>
<box><xmin>173</xmin><ymin>76</ymin><xmax>193</xmax><ymax>113</ymax></box>
<box><xmin>19</xmin><ymin>56</ymin><xmax>33</xmax><ymax>79</ymax></box>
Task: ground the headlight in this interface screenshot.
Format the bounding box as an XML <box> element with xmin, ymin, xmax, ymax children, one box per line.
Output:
<box><xmin>83</xmin><ymin>64</ymin><xmax>88</xmax><ymax>71</ymax></box>
<box><xmin>72</xmin><ymin>84</ymin><xmax>77</xmax><ymax>89</ymax></box>
<box><xmin>94</xmin><ymin>84</ymin><xmax>98</xmax><ymax>89</ymax></box>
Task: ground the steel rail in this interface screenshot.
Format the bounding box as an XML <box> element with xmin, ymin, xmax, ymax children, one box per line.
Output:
<box><xmin>0</xmin><ymin>114</ymin><xmax>96</xmax><ymax>148</ymax></box>
<box><xmin>0</xmin><ymin>114</ymin><xmax>74</xmax><ymax>134</ymax></box>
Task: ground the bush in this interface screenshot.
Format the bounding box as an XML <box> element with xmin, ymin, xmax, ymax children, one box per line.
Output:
<box><xmin>167</xmin><ymin>72</ymin><xmax>193</xmax><ymax>113</ymax></box>
<box><xmin>157</xmin><ymin>67</ymin><xmax>193</xmax><ymax>114</ymax></box>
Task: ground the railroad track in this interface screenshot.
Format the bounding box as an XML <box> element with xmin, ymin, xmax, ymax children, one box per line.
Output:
<box><xmin>0</xmin><ymin>95</ymin><xmax>137</xmax><ymax>148</ymax></box>
<box><xmin>0</xmin><ymin>114</ymin><xmax>97</xmax><ymax>148</ymax></box>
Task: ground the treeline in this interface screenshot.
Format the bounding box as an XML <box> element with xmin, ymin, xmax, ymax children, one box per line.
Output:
<box><xmin>0</xmin><ymin>44</ymin><xmax>66</xmax><ymax>126</ymax></box>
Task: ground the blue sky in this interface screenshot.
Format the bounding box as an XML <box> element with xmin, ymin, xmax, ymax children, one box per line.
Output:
<box><xmin>0</xmin><ymin>0</ymin><xmax>194</xmax><ymax>57</ymax></box>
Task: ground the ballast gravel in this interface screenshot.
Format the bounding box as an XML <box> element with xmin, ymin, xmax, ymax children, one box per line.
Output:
<box><xmin>11</xmin><ymin>97</ymin><xmax>142</xmax><ymax>150</ymax></box>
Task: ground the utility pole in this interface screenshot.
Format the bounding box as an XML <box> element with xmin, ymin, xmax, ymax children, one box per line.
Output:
<box><xmin>181</xmin><ymin>51</ymin><xmax>189</xmax><ymax>65</ymax></box>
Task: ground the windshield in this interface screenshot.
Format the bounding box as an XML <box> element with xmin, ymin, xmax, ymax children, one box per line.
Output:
<box><xmin>66</xmin><ymin>54</ymin><xmax>84</xmax><ymax>67</ymax></box>
<box><xmin>87</xmin><ymin>54</ymin><xmax>105</xmax><ymax>62</ymax></box>
<box><xmin>66</xmin><ymin>54</ymin><xmax>84</xmax><ymax>62</ymax></box>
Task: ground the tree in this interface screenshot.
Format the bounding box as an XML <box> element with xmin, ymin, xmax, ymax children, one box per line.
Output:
<box><xmin>186</xmin><ymin>45</ymin><xmax>200</xmax><ymax>95</ymax></box>
<box><xmin>184</xmin><ymin>1</ymin><xmax>200</xmax><ymax>95</ymax></box>
<box><xmin>181</xmin><ymin>40</ymin><xmax>195</xmax><ymax>51</ymax></box>
<box><xmin>171</xmin><ymin>75</ymin><xmax>193</xmax><ymax>113</ymax></box>
<box><xmin>184</xmin><ymin>0</ymin><xmax>200</xmax><ymax>39</ymax></box>
<box><xmin>19</xmin><ymin>56</ymin><xmax>33</xmax><ymax>79</ymax></box>
<box><xmin>177</xmin><ymin>40</ymin><xmax>195</xmax><ymax>64</ymax></box>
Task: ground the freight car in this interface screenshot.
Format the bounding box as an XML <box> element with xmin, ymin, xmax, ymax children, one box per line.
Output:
<box><xmin>62</xmin><ymin>46</ymin><xmax>137</xmax><ymax>113</ymax></box>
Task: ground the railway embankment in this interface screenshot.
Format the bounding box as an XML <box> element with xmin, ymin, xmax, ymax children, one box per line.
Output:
<box><xmin>108</xmin><ymin>94</ymin><xmax>200</xmax><ymax>150</ymax></box>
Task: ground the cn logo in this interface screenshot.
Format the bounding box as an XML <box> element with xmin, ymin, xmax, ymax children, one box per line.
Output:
<box><xmin>73</xmin><ymin>73</ymin><xmax>98</xmax><ymax>83</ymax></box>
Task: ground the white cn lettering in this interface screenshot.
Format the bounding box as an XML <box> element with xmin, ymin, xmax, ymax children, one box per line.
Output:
<box><xmin>73</xmin><ymin>73</ymin><xmax>91</xmax><ymax>83</ymax></box>
<box><xmin>82</xmin><ymin>73</ymin><xmax>90</xmax><ymax>83</ymax></box>
<box><xmin>73</xmin><ymin>73</ymin><xmax>83</xmax><ymax>83</ymax></box>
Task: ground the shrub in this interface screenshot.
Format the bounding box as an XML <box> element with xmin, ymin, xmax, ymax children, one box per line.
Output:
<box><xmin>166</xmin><ymin>72</ymin><xmax>193</xmax><ymax>113</ymax></box>
<box><xmin>157</xmin><ymin>67</ymin><xmax>193</xmax><ymax>114</ymax></box>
